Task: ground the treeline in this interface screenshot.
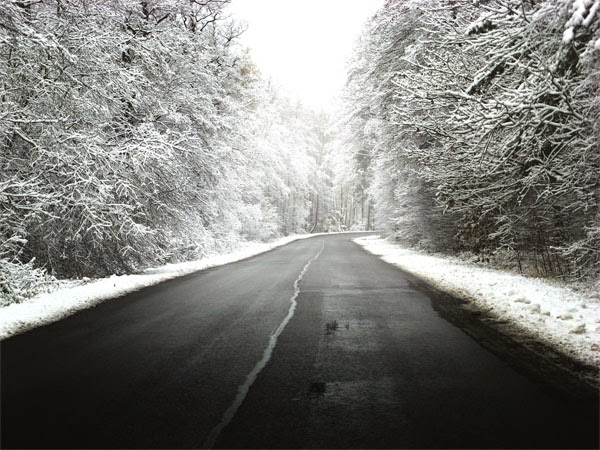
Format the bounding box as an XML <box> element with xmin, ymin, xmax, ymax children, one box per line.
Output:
<box><xmin>0</xmin><ymin>0</ymin><xmax>361</xmax><ymax>303</ymax></box>
<box><xmin>344</xmin><ymin>0</ymin><xmax>599</xmax><ymax>279</ymax></box>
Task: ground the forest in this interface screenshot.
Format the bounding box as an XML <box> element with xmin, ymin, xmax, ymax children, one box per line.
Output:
<box><xmin>344</xmin><ymin>0</ymin><xmax>599</xmax><ymax>279</ymax></box>
<box><xmin>0</xmin><ymin>0</ymin><xmax>368</xmax><ymax>303</ymax></box>
<box><xmin>1</xmin><ymin>0</ymin><xmax>598</xmax><ymax>305</ymax></box>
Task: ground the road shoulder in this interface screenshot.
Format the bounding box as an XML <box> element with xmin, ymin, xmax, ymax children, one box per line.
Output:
<box><xmin>354</xmin><ymin>235</ymin><xmax>600</xmax><ymax>396</ymax></box>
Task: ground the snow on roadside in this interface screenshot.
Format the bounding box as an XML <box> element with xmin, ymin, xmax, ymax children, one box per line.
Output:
<box><xmin>0</xmin><ymin>234</ymin><xmax>320</xmax><ymax>341</ymax></box>
<box><xmin>354</xmin><ymin>235</ymin><xmax>600</xmax><ymax>369</ymax></box>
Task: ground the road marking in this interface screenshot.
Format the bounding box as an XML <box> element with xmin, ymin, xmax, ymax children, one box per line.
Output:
<box><xmin>201</xmin><ymin>242</ymin><xmax>325</xmax><ymax>449</ymax></box>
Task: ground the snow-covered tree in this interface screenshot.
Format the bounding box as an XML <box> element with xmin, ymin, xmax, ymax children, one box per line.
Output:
<box><xmin>0</xmin><ymin>0</ymin><xmax>346</xmax><ymax>303</ymax></box>
<box><xmin>343</xmin><ymin>0</ymin><xmax>599</xmax><ymax>277</ymax></box>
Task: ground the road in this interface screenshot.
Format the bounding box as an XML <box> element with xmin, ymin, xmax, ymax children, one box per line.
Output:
<box><xmin>1</xmin><ymin>233</ymin><xmax>598</xmax><ymax>449</ymax></box>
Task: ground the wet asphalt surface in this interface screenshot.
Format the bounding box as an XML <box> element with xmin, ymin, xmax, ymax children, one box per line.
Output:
<box><xmin>1</xmin><ymin>232</ymin><xmax>598</xmax><ymax>449</ymax></box>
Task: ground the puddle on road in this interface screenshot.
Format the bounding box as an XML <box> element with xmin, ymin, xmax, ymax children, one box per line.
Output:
<box><xmin>308</xmin><ymin>382</ymin><xmax>326</xmax><ymax>395</ymax></box>
<box><xmin>324</xmin><ymin>320</ymin><xmax>338</xmax><ymax>335</ymax></box>
<box><xmin>305</xmin><ymin>377</ymin><xmax>408</xmax><ymax>448</ymax></box>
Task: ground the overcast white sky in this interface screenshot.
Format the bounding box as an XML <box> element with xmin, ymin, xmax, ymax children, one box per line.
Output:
<box><xmin>226</xmin><ymin>0</ymin><xmax>383</xmax><ymax>110</ymax></box>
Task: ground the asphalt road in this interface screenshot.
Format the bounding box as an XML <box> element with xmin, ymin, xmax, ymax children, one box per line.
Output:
<box><xmin>1</xmin><ymin>233</ymin><xmax>598</xmax><ymax>449</ymax></box>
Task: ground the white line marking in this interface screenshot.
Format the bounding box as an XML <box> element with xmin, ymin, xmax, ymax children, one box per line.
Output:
<box><xmin>201</xmin><ymin>242</ymin><xmax>325</xmax><ymax>449</ymax></box>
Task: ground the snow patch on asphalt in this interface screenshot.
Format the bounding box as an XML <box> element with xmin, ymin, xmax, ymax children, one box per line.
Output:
<box><xmin>354</xmin><ymin>236</ymin><xmax>600</xmax><ymax>369</ymax></box>
<box><xmin>0</xmin><ymin>234</ymin><xmax>324</xmax><ymax>341</ymax></box>
<box><xmin>202</xmin><ymin>241</ymin><xmax>325</xmax><ymax>449</ymax></box>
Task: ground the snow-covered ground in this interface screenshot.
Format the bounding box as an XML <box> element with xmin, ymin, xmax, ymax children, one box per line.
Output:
<box><xmin>354</xmin><ymin>235</ymin><xmax>600</xmax><ymax>369</ymax></box>
<box><xmin>0</xmin><ymin>234</ymin><xmax>324</xmax><ymax>340</ymax></box>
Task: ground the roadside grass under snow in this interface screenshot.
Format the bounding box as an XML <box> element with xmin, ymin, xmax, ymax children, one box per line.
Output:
<box><xmin>354</xmin><ymin>235</ymin><xmax>600</xmax><ymax>370</ymax></box>
<box><xmin>0</xmin><ymin>234</ymin><xmax>322</xmax><ymax>340</ymax></box>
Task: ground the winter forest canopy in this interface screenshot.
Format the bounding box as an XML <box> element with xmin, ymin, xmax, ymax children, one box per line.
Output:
<box><xmin>346</xmin><ymin>0</ymin><xmax>599</xmax><ymax>279</ymax></box>
<box><xmin>0</xmin><ymin>0</ymin><xmax>598</xmax><ymax>304</ymax></box>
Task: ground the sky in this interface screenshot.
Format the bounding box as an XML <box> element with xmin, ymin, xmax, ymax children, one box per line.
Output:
<box><xmin>226</xmin><ymin>0</ymin><xmax>383</xmax><ymax>110</ymax></box>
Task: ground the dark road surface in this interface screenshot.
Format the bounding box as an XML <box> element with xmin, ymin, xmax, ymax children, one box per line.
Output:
<box><xmin>1</xmin><ymin>233</ymin><xmax>598</xmax><ymax>449</ymax></box>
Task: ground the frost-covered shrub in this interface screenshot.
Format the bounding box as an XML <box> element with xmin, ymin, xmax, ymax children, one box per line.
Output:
<box><xmin>0</xmin><ymin>258</ymin><xmax>57</xmax><ymax>306</ymax></box>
